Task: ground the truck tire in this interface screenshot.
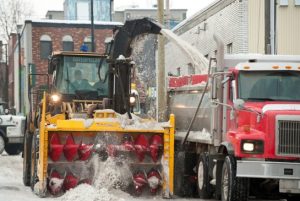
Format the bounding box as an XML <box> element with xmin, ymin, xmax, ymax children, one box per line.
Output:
<box><xmin>221</xmin><ymin>155</ymin><xmax>249</xmax><ymax>201</ymax></box>
<box><xmin>174</xmin><ymin>151</ymin><xmax>185</xmax><ymax>196</ymax></box>
<box><xmin>4</xmin><ymin>144</ymin><xmax>22</xmax><ymax>155</ymax></box>
<box><xmin>197</xmin><ymin>153</ymin><xmax>212</xmax><ymax>199</ymax></box>
<box><xmin>0</xmin><ymin>135</ymin><xmax>4</xmax><ymax>154</ymax></box>
<box><xmin>23</xmin><ymin>132</ymin><xmax>32</xmax><ymax>186</ymax></box>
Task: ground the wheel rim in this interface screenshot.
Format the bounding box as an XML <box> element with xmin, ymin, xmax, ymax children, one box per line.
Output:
<box><xmin>222</xmin><ymin>164</ymin><xmax>229</xmax><ymax>201</ymax></box>
<box><xmin>0</xmin><ymin>136</ymin><xmax>4</xmax><ymax>153</ymax></box>
<box><xmin>198</xmin><ymin>161</ymin><xmax>204</xmax><ymax>190</ymax></box>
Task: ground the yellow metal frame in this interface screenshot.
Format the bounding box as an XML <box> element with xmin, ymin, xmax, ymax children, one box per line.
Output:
<box><xmin>36</xmin><ymin>93</ymin><xmax>175</xmax><ymax>197</ymax></box>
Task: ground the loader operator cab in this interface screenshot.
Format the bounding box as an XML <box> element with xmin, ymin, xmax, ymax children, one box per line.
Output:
<box><xmin>49</xmin><ymin>52</ymin><xmax>109</xmax><ymax>100</ymax></box>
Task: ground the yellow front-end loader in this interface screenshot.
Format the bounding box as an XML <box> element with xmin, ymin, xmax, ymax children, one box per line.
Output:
<box><xmin>23</xmin><ymin>18</ymin><xmax>175</xmax><ymax>198</ymax></box>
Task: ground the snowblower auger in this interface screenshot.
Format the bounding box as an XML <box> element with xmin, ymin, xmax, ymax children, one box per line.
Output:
<box><xmin>29</xmin><ymin>92</ymin><xmax>175</xmax><ymax>197</ymax></box>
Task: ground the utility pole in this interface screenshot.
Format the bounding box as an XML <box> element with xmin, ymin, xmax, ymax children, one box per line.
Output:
<box><xmin>157</xmin><ymin>0</ymin><xmax>166</xmax><ymax>121</ymax></box>
<box><xmin>270</xmin><ymin>0</ymin><xmax>276</xmax><ymax>54</ymax></box>
<box><xmin>91</xmin><ymin>0</ymin><xmax>95</xmax><ymax>52</ymax></box>
<box><xmin>165</xmin><ymin>0</ymin><xmax>170</xmax><ymax>29</ymax></box>
<box><xmin>5</xmin><ymin>44</ymin><xmax>8</xmax><ymax>103</ymax></box>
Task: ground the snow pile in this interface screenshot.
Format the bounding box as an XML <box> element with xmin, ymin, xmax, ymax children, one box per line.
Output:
<box><xmin>60</xmin><ymin>156</ymin><xmax>131</xmax><ymax>201</ymax></box>
<box><xmin>176</xmin><ymin>128</ymin><xmax>212</xmax><ymax>142</ymax></box>
<box><xmin>117</xmin><ymin>113</ymin><xmax>168</xmax><ymax>130</ymax></box>
<box><xmin>60</xmin><ymin>184</ymin><xmax>124</xmax><ymax>201</ymax></box>
<box><xmin>92</xmin><ymin>156</ymin><xmax>132</xmax><ymax>190</ymax></box>
<box><xmin>67</xmin><ymin>110</ymin><xmax>169</xmax><ymax>130</ymax></box>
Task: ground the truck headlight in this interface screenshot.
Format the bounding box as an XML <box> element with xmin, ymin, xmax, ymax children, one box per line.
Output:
<box><xmin>243</xmin><ymin>143</ymin><xmax>254</xmax><ymax>152</ymax></box>
<box><xmin>241</xmin><ymin>140</ymin><xmax>264</xmax><ymax>154</ymax></box>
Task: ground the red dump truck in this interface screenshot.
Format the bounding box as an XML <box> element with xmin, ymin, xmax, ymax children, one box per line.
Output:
<box><xmin>168</xmin><ymin>36</ymin><xmax>300</xmax><ymax>201</ymax></box>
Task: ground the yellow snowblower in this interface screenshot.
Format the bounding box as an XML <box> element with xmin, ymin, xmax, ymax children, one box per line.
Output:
<box><xmin>23</xmin><ymin>18</ymin><xmax>174</xmax><ymax>197</ymax></box>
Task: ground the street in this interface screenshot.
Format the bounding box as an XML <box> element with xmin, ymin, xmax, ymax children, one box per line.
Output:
<box><xmin>0</xmin><ymin>153</ymin><xmax>283</xmax><ymax>201</ymax></box>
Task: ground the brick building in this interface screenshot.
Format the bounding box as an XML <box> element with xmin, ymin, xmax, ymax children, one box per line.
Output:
<box><xmin>12</xmin><ymin>19</ymin><xmax>122</xmax><ymax>114</ymax></box>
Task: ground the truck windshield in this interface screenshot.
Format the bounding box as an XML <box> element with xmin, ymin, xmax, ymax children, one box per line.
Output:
<box><xmin>238</xmin><ymin>71</ymin><xmax>300</xmax><ymax>101</ymax></box>
<box><xmin>55</xmin><ymin>56</ymin><xmax>109</xmax><ymax>97</ymax></box>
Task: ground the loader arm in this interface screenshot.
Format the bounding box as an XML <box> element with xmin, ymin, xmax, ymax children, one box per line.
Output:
<box><xmin>111</xmin><ymin>17</ymin><xmax>162</xmax><ymax>60</ymax></box>
<box><xmin>108</xmin><ymin>18</ymin><xmax>162</xmax><ymax>115</ymax></box>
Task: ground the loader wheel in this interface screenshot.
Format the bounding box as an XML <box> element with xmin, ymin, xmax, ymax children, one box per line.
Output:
<box><xmin>197</xmin><ymin>153</ymin><xmax>212</xmax><ymax>199</ymax></box>
<box><xmin>30</xmin><ymin>132</ymin><xmax>39</xmax><ymax>191</ymax></box>
<box><xmin>23</xmin><ymin>131</ymin><xmax>33</xmax><ymax>186</ymax></box>
<box><xmin>221</xmin><ymin>155</ymin><xmax>249</xmax><ymax>201</ymax></box>
<box><xmin>5</xmin><ymin>144</ymin><xmax>22</xmax><ymax>155</ymax></box>
<box><xmin>0</xmin><ymin>135</ymin><xmax>4</xmax><ymax>154</ymax></box>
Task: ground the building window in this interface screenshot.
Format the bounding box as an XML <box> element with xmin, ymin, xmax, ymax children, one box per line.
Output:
<box><xmin>279</xmin><ymin>0</ymin><xmax>289</xmax><ymax>6</ymax></box>
<box><xmin>40</xmin><ymin>35</ymin><xmax>52</xmax><ymax>59</ymax></box>
<box><xmin>295</xmin><ymin>0</ymin><xmax>300</xmax><ymax>6</ymax></box>
<box><xmin>83</xmin><ymin>36</ymin><xmax>94</xmax><ymax>52</ymax></box>
<box><xmin>62</xmin><ymin>35</ymin><xmax>74</xmax><ymax>51</ymax></box>
<box><xmin>227</xmin><ymin>43</ymin><xmax>233</xmax><ymax>54</ymax></box>
<box><xmin>187</xmin><ymin>63</ymin><xmax>195</xmax><ymax>75</ymax></box>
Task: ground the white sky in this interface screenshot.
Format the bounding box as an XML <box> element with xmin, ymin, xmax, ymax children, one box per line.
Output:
<box><xmin>29</xmin><ymin>0</ymin><xmax>215</xmax><ymax>19</ymax></box>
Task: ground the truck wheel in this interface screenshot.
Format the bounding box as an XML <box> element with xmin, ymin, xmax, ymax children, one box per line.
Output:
<box><xmin>4</xmin><ymin>144</ymin><xmax>22</xmax><ymax>155</ymax></box>
<box><xmin>0</xmin><ymin>136</ymin><xmax>4</xmax><ymax>154</ymax></box>
<box><xmin>221</xmin><ymin>155</ymin><xmax>249</xmax><ymax>201</ymax></box>
<box><xmin>23</xmin><ymin>132</ymin><xmax>32</xmax><ymax>186</ymax></box>
<box><xmin>197</xmin><ymin>153</ymin><xmax>212</xmax><ymax>198</ymax></box>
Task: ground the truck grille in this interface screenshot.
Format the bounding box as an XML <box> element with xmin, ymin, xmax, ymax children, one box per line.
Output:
<box><xmin>277</xmin><ymin>118</ymin><xmax>300</xmax><ymax>157</ymax></box>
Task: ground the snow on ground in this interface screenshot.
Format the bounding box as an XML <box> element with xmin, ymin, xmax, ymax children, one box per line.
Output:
<box><xmin>0</xmin><ymin>153</ymin><xmax>281</xmax><ymax>201</ymax></box>
<box><xmin>0</xmin><ymin>153</ymin><xmax>190</xmax><ymax>201</ymax></box>
<box><xmin>0</xmin><ymin>153</ymin><xmax>52</xmax><ymax>201</ymax></box>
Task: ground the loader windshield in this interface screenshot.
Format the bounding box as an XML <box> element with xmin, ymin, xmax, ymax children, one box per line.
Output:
<box><xmin>238</xmin><ymin>71</ymin><xmax>300</xmax><ymax>101</ymax></box>
<box><xmin>55</xmin><ymin>55</ymin><xmax>109</xmax><ymax>98</ymax></box>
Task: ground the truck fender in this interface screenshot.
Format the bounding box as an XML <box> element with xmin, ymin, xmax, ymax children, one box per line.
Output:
<box><xmin>218</xmin><ymin>142</ymin><xmax>234</xmax><ymax>155</ymax></box>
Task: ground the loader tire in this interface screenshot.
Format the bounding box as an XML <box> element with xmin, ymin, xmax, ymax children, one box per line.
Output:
<box><xmin>30</xmin><ymin>132</ymin><xmax>39</xmax><ymax>191</ymax></box>
<box><xmin>5</xmin><ymin>144</ymin><xmax>22</xmax><ymax>155</ymax></box>
<box><xmin>0</xmin><ymin>135</ymin><xmax>5</xmax><ymax>154</ymax></box>
<box><xmin>221</xmin><ymin>155</ymin><xmax>249</xmax><ymax>201</ymax></box>
<box><xmin>23</xmin><ymin>131</ymin><xmax>32</xmax><ymax>186</ymax></box>
<box><xmin>197</xmin><ymin>153</ymin><xmax>213</xmax><ymax>199</ymax></box>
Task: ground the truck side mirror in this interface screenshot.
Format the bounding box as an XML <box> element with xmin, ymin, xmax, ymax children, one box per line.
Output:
<box><xmin>233</xmin><ymin>99</ymin><xmax>245</xmax><ymax>110</ymax></box>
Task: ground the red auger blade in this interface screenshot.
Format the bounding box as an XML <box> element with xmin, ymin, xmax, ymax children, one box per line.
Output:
<box><xmin>49</xmin><ymin>133</ymin><xmax>64</xmax><ymax>162</ymax></box>
<box><xmin>63</xmin><ymin>135</ymin><xmax>79</xmax><ymax>161</ymax></box>
<box><xmin>134</xmin><ymin>135</ymin><xmax>149</xmax><ymax>162</ymax></box>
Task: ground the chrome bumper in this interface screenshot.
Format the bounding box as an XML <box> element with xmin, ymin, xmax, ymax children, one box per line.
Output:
<box><xmin>236</xmin><ymin>160</ymin><xmax>300</xmax><ymax>179</ymax></box>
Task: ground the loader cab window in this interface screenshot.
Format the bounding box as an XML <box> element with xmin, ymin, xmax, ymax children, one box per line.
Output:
<box><xmin>238</xmin><ymin>71</ymin><xmax>300</xmax><ymax>101</ymax></box>
<box><xmin>55</xmin><ymin>55</ymin><xmax>109</xmax><ymax>97</ymax></box>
